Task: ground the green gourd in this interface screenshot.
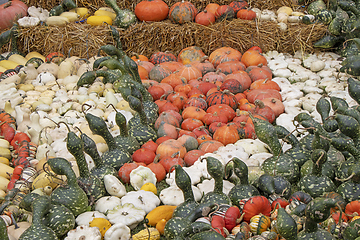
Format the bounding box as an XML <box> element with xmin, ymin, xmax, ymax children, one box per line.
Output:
<box><xmin>298</xmin><ymin>149</ymin><xmax>336</xmax><ymax>198</ymax></box>
<box><xmin>127</xmin><ymin>95</ymin><xmax>157</xmax><ymax>145</ymax></box>
<box><xmin>84</xmin><ymin>112</ymin><xmax>131</xmax><ymax>169</ymax></box>
<box><xmin>316</xmin><ymin>97</ymin><xmax>338</xmax><ymax>132</ymax></box>
<box><xmin>61</xmin><ymin>122</ymin><xmax>106</xmax><ymax>202</ymax></box>
<box><xmin>337</xmin><ymin>164</ymin><xmax>360</xmax><ymax>202</ymax></box>
<box><xmin>95</xmin><ymin>69</ymin><xmax>123</xmax><ymax>84</ymax></box>
<box><xmin>80</xmin><ymin>132</ymin><xmax>117</xmax><ymax>180</ymax></box>
<box><xmin>334</xmin><ymin>114</ymin><xmax>360</xmax><ymax>144</ymax></box>
<box><xmin>348</xmin><ymin>77</ymin><xmax>360</xmax><ymax>104</ymax></box>
<box><xmin>0</xmin><ymin>217</ymin><xmax>9</xmax><ymax>240</ymax></box>
<box><xmin>19</xmin><ymin>196</ymin><xmax>59</xmax><ymax>240</ymax></box>
<box><xmin>77</xmin><ymin>71</ymin><xmax>97</xmax><ymax>87</ymax></box>
<box><xmin>47</xmin><ymin>157</ymin><xmax>89</xmax><ymax>216</ymax></box>
<box><xmin>200</xmin><ymin>157</ymin><xmax>231</xmax><ymax>205</ymax></box>
<box><xmin>190</xmin><ymin>231</ymin><xmax>226</xmax><ymax>240</ymax></box>
<box><xmin>227</xmin><ymin>157</ymin><xmax>260</xmax><ymax>207</ymax></box>
<box><xmin>276</xmin><ymin>207</ymin><xmax>298</xmax><ymax>240</ymax></box>
<box><xmin>257</xmin><ymin>174</ymin><xmax>292</xmax><ymax>199</ymax></box>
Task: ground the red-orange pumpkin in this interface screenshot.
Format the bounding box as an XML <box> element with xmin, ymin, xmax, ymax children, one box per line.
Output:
<box><xmin>206</xmin><ymin>90</ymin><xmax>238</xmax><ymax>110</ymax></box>
<box><xmin>229</xmin><ymin>0</ymin><xmax>249</xmax><ymax>14</ymax></box>
<box><xmin>241</xmin><ymin>50</ymin><xmax>268</xmax><ymax>68</ymax></box>
<box><xmin>225</xmin><ymin>70</ymin><xmax>252</xmax><ymax>90</ymax></box>
<box><xmin>213</xmin><ymin>123</ymin><xmax>240</xmax><ymax>145</ymax></box>
<box><xmin>150</xmin><ymin>51</ymin><xmax>177</xmax><ymax>64</ymax></box>
<box><xmin>216</xmin><ymin>60</ymin><xmax>246</xmax><ymax>75</ymax></box>
<box><xmin>237</xmin><ymin>9</ymin><xmax>256</xmax><ymax>20</ymax></box>
<box><xmin>215</xmin><ymin>5</ymin><xmax>235</xmax><ymax>20</ymax></box>
<box><xmin>177</xmin><ymin>64</ymin><xmax>203</xmax><ymax>81</ymax></box>
<box><xmin>206</xmin><ymin>104</ymin><xmax>236</xmax><ymax>121</ymax></box>
<box><xmin>190</xmin><ymin>57</ymin><xmax>216</xmax><ymax>75</ymax></box>
<box><xmin>0</xmin><ymin>0</ymin><xmax>28</xmax><ymax>30</ymax></box>
<box><xmin>220</xmin><ymin>78</ymin><xmax>243</xmax><ymax>94</ymax></box>
<box><xmin>202</xmin><ymin>70</ymin><xmax>226</xmax><ymax>83</ymax></box>
<box><xmin>246</xmin><ymin>89</ymin><xmax>282</xmax><ymax>103</ymax></box>
<box><xmin>198</xmin><ymin>140</ymin><xmax>224</xmax><ymax>153</ymax></box>
<box><xmin>195</xmin><ymin>10</ymin><xmax>216</xmax><ymax>26</ymax></box>
<box><xmin>205</xmin><ymin>3</ymin><xmax>220</xmax><ymax>16</ymax></box>
<box><xmin>209</xmin><ymin>47</ymin><xmax>242</xmax><ymax>67</ymax></box>
<box><xmin>242</xmin><ymin>196</ymin><xmax>271</xmax><ymax>222</ymax></box>
<box><xmin>135</xmin><ymin>0</ymin><xmax>169</xmax><ymax>22</ymax></box>
<box><xmin>169</xmin><ymin>0</ymin><xmax>197</xmax><ymax>24</ymax></box>
<box><xmin>156</xmin><ymin>139</ymin><xmax>187</xmax><ymax>159</ymax></box>
<box><xmin>160</xmin><ymin>61</ymin><xmax>184</xmax><ymax>72</ymax></box>
<box><xmin>260</xmin><ymin>97</ymin><xmax>285</xmax><ymax>117</ymax></box>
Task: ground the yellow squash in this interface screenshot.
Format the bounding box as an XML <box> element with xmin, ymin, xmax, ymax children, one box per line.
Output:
<box><xmin>87</xmin><ymin>15</ymin><xmax>112</xmax><ymax>26</ymax></box>
<box><xmin>94</xmin><ymin>10</ymin><xmax>116</xmax><ymax>20</ymax></box>
<box><xmin>132</xmin><ymin>228</ymin><xmax>160</xmax><ymax>240</ymax></box>
<box><xmin>0</xmin><ymin>60</ymin><xmax>19</xmax><ymax>70</ymax></box>
<box><xmin>8</xmin><ymin>54</ymin><xmax>27</xmax><ymax>66</ymax></box>
<box><xmin>0</xmin><ymin>163</ymin><xmax>14</xmax><ymax>179</ymax></box>
<box><xmin>145</xmin><ymin>205</ymin><xmax>177</xmax><ymax>226</ymax></box>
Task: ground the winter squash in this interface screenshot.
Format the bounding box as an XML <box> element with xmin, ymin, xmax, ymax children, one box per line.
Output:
<box><xmin>150</xmin><ymin>51</ymin><xmax>177</xmax><ymax>64</ymax></box>
<box><xmin>118</xmin><ymin>162</ymin><xmax>146</xmax><ymax>183</ymax></box>
<box><xmin>202</xmin><ymin>70</ymin><xmax>226</xmax><ymax>83</ymax></box>
<box><xmin>215</xmin><ymin>5</ymin><xmax>235</xmax><ymax>21</ymax></box>
<box><xmin>345</xmin><ymin>200</ymin><xmax>360</xmax><ymax>221</ymax></box>
<box><xmin>237</xmin><ymin>9</ymin><xmax>256</xmax><ymax>20</ymax></box>
<box><xmin>206</xmin><ymin>104</ymin><xmax>236</xmax><ymax>121</ymax></box>
<box><xmin>177</xmin><ymin>46</ymin><xmax>206</xmax><ymax>65</ymax></box>
<box><xmin>137</xmin><ymin>60</ymin><xmax>155</xmax><ymax>73</ymax></box>
<box><xmin>253</xmin><ymin>99</ymin><xmax>276</xmax><ymax>123</ymax></box>
<box><xmin>190</xmin><ymin>57</ymin><xmax>216</xmax><ymax>75</ymax></box>
<box><xmin>247</xmin><ymin>66</ymin><xmax>273</xmax><ymax>82</ymax></box>
<box><xmin>181</xmin><ymin>118</ymin><xmax>204</xmax><ymax>131</ymax></box>
<box><xmin>182</xmin><ymin>106</ymin><xmax>207</xmax><ymax>120</ymax></box>
<box><xmin>198</xmin><ymin>140</ymin><xmax>224</xmax><ymax>153</ymax></box>
<box><xmin>149</xmin><ymin>65</ymin><xmax>173</xmax><ymax>82</ymax></box>
<box><xmin>184</xmin><ymin>149</ymin><xmax>205</xmax><ymax>166</ymax></box>
<box><xmin>198</xmin><ymin>81</ymin><xmax>218</xmax><ymax>95</ymax></box>
<box><xmin>195</xmin><ymin>10</ymin><xmax>216</xmax><ymax>26</ymax></box>
<box><xmin>159</xmin><ymin>152</ymin><xmax>185</xmax><ymax>172</ymax></box>
<box><xmin>242</xmin><ymin>196</ymin><xmax>271</xmax><ymax>222</ymax></box>
<box><xmin>135</xmin><ymin>0</ymin><xmax>169</xmax><ymax>22</ymax></box>
<box><xmin>261</xmin><ymin>97</ymin><xmax>285</xmax><ymax>117</ymax></box>
<box><xmin>138</xmin><ymin>65</ymin><xmax>149</xmax><ymax>79</ymax></box>
<box><xmin>192</xmin><ymin>126</ymin><xmax>211</xmax><ymax>137</ymax></box>
<box><xmin>213</xmin><ymin>123</ymin><xmax>240</xmax><ymax>145</ymax></box>
<box><xmin>206</xmin><ymin>89</ymin><xmax>239</xmax><ymax>110</ymax></box>
<box><xmin>161</xmin><ymin>73</ymin><xmax>187</xmax><ymax>88</ymax></box>
<box><xmin>156</xmin><ymin>139</ymin><xmax>187</xmax><ymax>159</ymax></box>
<box><xmin>176</xmin><ymin>64</ymin><xmax>203</xmax><ymax>81</ymax></box>
<box><xmin>155</xmin><ymin>112</ymin><xmax>180</xmax><ymax>129</ymax></box>
<box><xmin>141</xmin><ymin>140</ymin><xmax>159</xmax><ymax>153</ymax></box>
<box><xmin>216</xmin><ymin>60</ymin><xmax>246</xmax><ymax>75</ymax></box>
<box><xmin>205</xmin><ymin>3</ymin><xmax>220</xmax><ymax>16</ymax></box>
<box><xmin>209</xmin><ymin>47</ymin><xmax>242</xmax><ymax>67</ymax></box>
<box><xmin>202</xmin><ymin>112</ymin><xmax>228</xmax><ymax>125</ymax></box>
<box><xmin>229</xmin><ymin>0</ymin><xmax>249</xmax><ymax>13</ymax></box>
<box><xmin>184</xmin><ymin>96</ymin><xmax>208</xmax><ymax>110</ymax></box>
<box><xmin>132</xmin><ymin>148</ymin><xmax>156</xmax><ymax>165</ymax></box>
<box><xmin>225</xmin><ymin>70</ymin><xmax>252</xmax><ymax>90</ymax></box>
<box><xmin>246</xmin><ymin>89</ymin><xmax>282</xmax><ymax>103</ymax></box>
<box><xmin>147</xmin><ymin>156</ymin><xmax>167</xmax><ymax>182</ymax></box>
<box><xmin>220</xmin><ymin>78</ymin><xmax>243</xmax><ymax>94</ymax></box>
<box><xmin>250</xmin><ymin>79</ymin><xmax>280</xmax><ymax>91</ymax></box>
<box><xmin>241</xmin><ymin>50</ymin><xmax>268</xmax><ymax>68</ymax></box>
<box><xmin>0</xmin><ymin>0</ymin><xmax>28</xmax><ymax>30</ymax></box>
<box><xmin>131</xmin><ymin>53</ymin><xmax>149</xmax><ymax>62</ymax></box>
<box><xmin>158</xmin><ymin>100</ymin><xmax>179</xmax><ymax>113</ymax></box>
<box><xmin>147</xmin><ymin>85</ymin><xmax>165</xmax><ymax>100</ymax></box>
<box><xmin>168</xmin><ymin>0</ymin><xmax>197</xmax><ymax>24</ymax></box>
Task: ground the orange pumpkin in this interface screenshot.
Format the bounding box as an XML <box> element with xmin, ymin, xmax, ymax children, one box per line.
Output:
<box><xmin>250</xmin><ymin>78</ymin><xmax>280</xmax><ymax>91</ymax></box>
<box><xmin>229</xmin><ymin>0</ymin><xmax>249</xmax><ymax>14</ymax></box>
<box><xmin>131</xmin><ymin>53</ymin><xmax>149</xmax><ymax>62</ymax></box>
<box><xmin>225</xmin><ymin>70</ymin><xmax>252</xmax><ymax>90</ymax></box>
<box><xmin>198</xmin><ymin>140</ymin><xmax>224</xmax><ymax>153</ymax></box>
<box><xmin>182</xmin><ymin>106</ymin><xmax>207</xmax><ymax>120</ymax></box>
<box><xmin>184</xmin><ymin>149</ymin><xmax>205</xmax><ymax>166</ymax></box>
<box><xmin>213</xmin><ymin>123</ymin><xmax>240</xmax><ymax>145</ymax></box>
<box><xmin>209</xmin><ymin>47</ymin><xmax>242</xmax><ymax>67</ymax></box>
<box><xmin>205</xmin><ymin>3</ymin><xmax>220</xmax><ymax>16</ymax></box>
<box><xmin>150</xmin><ymin>51</ymin><xmax>177</xmax><ymax>64</ymax></box>
<box><xmin>156</xmin><ymin>139</ymin><xmax>187</xmax><ymax>159</ymax></box>
<box><xmin>195</xmin><ymin>10</ymin><xmax>216</xmax><ymax>26</ymax></box>
<box><xmin>248</xmin><ymin>67</ymin><xmax>273</xmax><ymax>82</ymax></box>
<box><xmin>135</xmin><ymin>0</ymin><xmax>169</xmax><ymax>22</ymax></box>
<box><xmin>190</xmin><ymin>57</ymin><xmax>216</xmax><ymax>75</ymax></box>
<box><xmin>169</xmin><ymin>0</ymin><xmax>197</xmax><ymax>24</ymax></box>
<box><xmin>241</xmin><ymin>50</ymin><xmax>268</xmax><ymax>68</ymax></box>
<box><xmin>237</xmin><ymin>9</ymin><xmax>256</xmax><ymax>20</ymax></box>
<box><xmin>160</xmin><ymin>61</ymin><xmax>184</xmax><ymax>72</ymax></box>
<box><xmin>260</xmin><ymin>97</ymin><xmax>285</xmax><ymax>117</ymax></box>
<box><xmin>0</xmin><ymin>0</ymin><xmax>28</xmax><ymax>30</ymax></box>
<box><xmin>177</xmin><ymin>64</ymin><xmax>203</xmax><ymax>81</ymax></box>
<box><xmin>246</xmin><ymin>89</ymin><xmax>282</xmax><ymax>103</ymax></box>
<box><xmin>216</xmin><ymin>60</ymin><xmax>246</xmax><ymax>75</ymax></box>
<box><xmin>161</xmin><ymin>73</ymin><xmax>187</xmax><ymax>88</ymax></box>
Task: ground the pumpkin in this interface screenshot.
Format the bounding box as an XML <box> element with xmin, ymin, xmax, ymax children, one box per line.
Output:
<box><xmin>141</xmin><ymin>140</ymin><xmax>159</xmax><ymax>153</ymax></box>
<box><xmin>242</xmin><ymin>196</ymin><xmax>271</xmax><ymax>222</ymax></box>
<box><xmin>205</xmin><ymin>3</ymin><xmax>220</xmax><ymax>16</ymax></box>
<box><xmin>150</xmin><ymin>51</ymin><xmax>177</xmax><ymax>64</ymax></box>
<box><xmin>345</xmin><ymin>200</ymin><xmax>360</xmax><ymax>221</ymax></box>
<box><xmin>202</xmin><ymin>70</ymin><xmax>226</xmax><ymax>83</ymax></box>
<box><xmin>156</xmin><ymin>139</ymin><xmax>187</xmax><ymax>159</ymax></box>
<box><xmin>181</xmin><ymin>118</ymin><xmax>204</xmax><ymax>131</ymax></box>
<box><xmin>246</xmin><ymin>89</ymin><xmax>282</xmax><ymax>103</ymax></box>
<box><xmin>229</xmin><ymin>0</ymin><xmax>249</xmax><ymax>13</ymax></box>
<box><xmin>236</xmin><ymin>120</ymin><xmax>256</xmax><ymax>139</ymax></box>
<box><xmin>202</xmin><ymin>112</ymin><xmax>228</xmax><ymax>125</ymax></box>
<box><xmin>161</xmin><ymin>73</ymin><xmax>187</xmax><ymax>88</ymax></box>
<box><xmin>159</xmin><ymin>61</ymin><xmax>184</xmax><ymax>72</ymax></box>
<box><xmin>209</xmin><ymin>47</ymin><xmax>242</xmax><ymax>67</ymax></box>
<box><xmin>241</xmin><ymin>50</ymin><xmax>268</xmax><ymax>68</ymax></box>
<box><xmin>190</xmin><ymin>57</ymin><xmax>216</xmax><ymax>75</ymax></box>
<box><xmin>132</xmin><ymin>148</ymin><xmax>156</xmax><ymax>164</ymax></box>
<box><xmin>0</xmin><ymin>0</ymin><xmax>28</xmax><ymax>30</ymax></box>
<box><xmin>250</xmin><ymin>79</ymin><xmax>280</xmax><ymax>91</ymax></box>
<box><xmin>182</xmin><ymin>106</ymin><xmax>207</xmax><ymax>120</ymax></box>
<box><xmin>247</xmin><ymin>66</ymin><xmax>273</xmax><ymax>82</ymax></box>
<box><xmin>176</xmin><ymin>64</ymin><xmax>203</xmax><ymax>81</ymax></box>
<box><xmin>220</xmin><ymin>78</ymin><xmax>243</xmax><ymax>94</ymax></box>
<box><xmin>155</xmin><ymin>111</ymin><xmax>180</xmax><ymax>129</ymax></box>
<box><xmin>131</xmin><ymin>53</ymin><xmax>149</xmax><ymax>62</ymax></box>
<box><xmin>184</xmin><ymin>149</ymin><xmax>205</xmax><ymax>166</ymax></box>
<box><xmin>168</xmin><ymin>0</ymin><xmax>197</xmax><ymax>24</ymax></box>
<box><xmin>238</xmin><ymin>98</ymin><xmax>256</xmax><ymax>111</ymax></box>
<box><xmin>137</xmin><ymin>60</ymin><xmax>155</xmax><ymax>72</ymax></box>
<box><xmin>216</xmin><ymin>60</ymin><xmax>246</xmax><ymax>75</ymax></box>
<box><xmin>195</xmin><ymin>10</ymin><xmax>216</xmax><ymax>26</ymax></box>
<box><xmin>147</xmin><ymin>156</ymin><xmax>167</xmax><ymax>182</ymax></box>
<box><xmin>215</xmin><ymin>5</ymin><xmax>235</xmax><ymax>21</ymax></box>
<box><xmin>159</xmin><ymin>152</ymin><xmax>185</xmax><ymax>172</ymax></box>
<box><xmin>226</xmin><ymin>70</ymin><xmax>252</xmax><ymax>90</ymax></box>
<box><xmin>198</xmin><ymin>81</ymin><xmax>218</xmax><ymax>95</ymax></box>
<box><xmin>184</xmin><ymin>96</ymin><xmax>208</xmax><ymax>110</ymax></box>
<box><xmin>253</xmin><ymin>99</ymin><xmax>276</xmax><ymax>123</ymax></box>
<box><xmin>135</xmin><ymin>0</ymin><xmax>169</xmax><ymax>22</ymax></box>
<box><xmin>213</xmin><ymin>123</ymin><xmax>240</xmax><ymax>145</ymax></box>
<box><xmin>158</xmin><ymin>100</ymin><xmax>179</xmax><ymax>113</ymax></box>
<box><xmin>206</xmin><ymin>89</ymin><xmax>238</xmax><ymax>110</ymax></box>
<box><xmin>198</xmin><ymin>140</ymin><xmax>224</xmax><ymax>153</ymax></box>
<box><xmin>237</xmin><ymin>9</ymin><xmax>256</xmax><ymax>20</ymax></box>
<box><xmin>148</xmin><ymin>85</ymin><xmax>165</xmax><ymax>100</ymax></box>
<box><xmin>157</xmin><ymin>122</ymin><xmax>179</xmax><ymax>139</ymax></box>
<box><xmin>192</xmin><ymin>126</ymin><xmax>211</xmax><ymax>137</ymax></box>
<box><xmin>249</xmin><ymin>214</ymin><xmax>271</xmax><ymax>235</ymax></box>
<box><xmin>149</xmin><ymin>65</ymin><xmax>173</xmax><ymax>82</ymax></box>
<box><xmin>261</xmin><ymin>97</ymin><xmax>285</xmax><ymax>117</ymax></box>
<box><xmin>118</xmin><ymin>162</ymin><xmax>146</xmax><ymax>183</ymax></box>
<box><xmin>177</xmin><ymin>46</ymin><xmax>206</xmax><ymax>65</ymax></box>
<box><xmin>206</xmin><ymin>104</ymin><xmax>236</xmax><ymax>121</ymax></box>
<box><xmin>138</xmin><ymin>65</ymin><xmax>149</xmax><ymax>79</ymax></box>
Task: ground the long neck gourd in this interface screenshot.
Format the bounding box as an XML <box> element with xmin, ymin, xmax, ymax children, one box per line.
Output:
<box><xmin>85</xmin><ymin>112</ymin><xmax>131</xmax><ymax>170</ymax></box>
<box><xmin>47</xmin><ymin>157</ymin><xmax>88</xmax><ymax>216</ymax></box>
<box><xmin>227</xmin><ymin>157</ymin><xmax>260</xmax><ymax>207</ymax></box>
<box><xmin>337</xmin><ymin>163</ymin><xmax>360</xmax><ymax>202</ymax></box>
<box><xmin>113</xmin><ymin>110</ymin><xmax>140</xmax><ymax>154</ymax></box>
<box><xmin>298</xmin><ymin>149</ymin><xmax>336</xmax><ymax>198</ymax></box>
<box><xmin>316</xmin><ymin>97</ymin><xmax>338</xmax><ymax>132</ymax></box>
<box><xmin>200</xmin><ymin>157</ymin><xmax>231</xmax><ymax>205</ymax></box>
<box><xmin>80</xmin><ymin>133</ymin><xmax>117</xmax><ymax>179</ymax></box>
<box><xmin>334</xmin><ymin>113</ymin><xmax>360</xmax><ymax>146</ymax></box>
<box><xmin>127</xmin><ymin>95</ymin><xmax>157</xmax><ymax>145</ymax></box>
<box><xmin>19</xmin><ymin>196</ymin><xmax>59</xmax><ymax>240</ymax></box>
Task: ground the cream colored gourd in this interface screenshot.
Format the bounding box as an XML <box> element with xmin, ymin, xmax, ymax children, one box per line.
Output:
<box><xmin>0</xmin><ymin>147</ymin><xmax>11</xmax><ymax>160</ymax></box>
<box><xmin>8</xmin><ymin>54</ymin><xmax>27</xmax><ymax>65</ymax></box>
<box><xmin>0</xmin><ymin>60</ymin><xmax>19</xmax><ymax>69</ymax></box>
<box><xmin>60</xmin><ymin>11</ymin><xmax>80</xmax><ymax>22</ymax></box>
<box><xmin>37</xmin><ymin>62</ymin><xmax>59</xmax><ymax>77</ymax></box>
<box><xmin>69</xmin><ymin>7</ymin><xmax>90</xmax><ymax>19</ymax></box>
<box><xmin>277</xmin><ymin>12</ymin><xmax>289</xmax><ymax>23</ymax></box>
<box><xmin>45</xmin><ymin>16</ymin><xmax>70</xmax><ymax>26</ymax></box>
<box><xmin>23</xmin><ymin>64</ymin><xmax>39</xmax><ymax>81</ymax></box>
<box><xmin>0</xmin><ymin>176</ymin><xmax>9</xmax><ymax>191</ymax></box>
<box><xmin>25</xmin><ymin>51</ymin><xmax>46</xmax><ymax>61</ymax></box>
<box><xmin>58</xmin><ymin>59</ymin><xmax>77</xmax><ymax>79</ymax></box>
<box><xmin>277</xmin><ymin>6</ymin><xmax>293</xmax><ymax>15</ymax></box>
<box><xmin>0</xmin><ymin>163</ymin><xmax>14</xmax><ymax>179</ymax></box>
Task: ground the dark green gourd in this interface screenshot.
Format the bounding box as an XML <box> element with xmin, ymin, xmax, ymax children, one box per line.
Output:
<box><xmin>298</xmin><ymin>149</ymin><xmax>336</xmax><ymax>198</ymax></box>
<box><xmin>190</xmin><ymin>231</ymin><xmax>226</xmax><ymax>240</ymax></box>
<box><xmin>348</xmin><ymin>77</ymin><xmax>360</xmax><ymax>105</ymax></box>
<box><xmin>257</xmin><ymin>174</ymin><xmax>292</xmax><ymax>199</ymax></box>
<box><xmin>337</xmin><ymin>163</ymin><xmax>360</xmax><ymax>202</ymax></box>
<box><xmin>80</xmin><ymin>133</ymin><xmax>117</xmax><ymax>180</ymax></box>
<box><xmin>113</xmin><ymin>110</ymin><xmax>140</xmax><ymax>154</ymax></box>
<box><xmin>316</xmin><ymin>97</ymin><xmax>338</xmax><ymax>132</ymax></box>
<box><xmin>0</xmin><ymin>217</ymin><xmax>9</xmax><ymax>240</ymax></box>
<box><xmin>127</xmin><ymin>95</ymin><xmax>157</xmax><ymax>145</ymax></box>
<box><xmin>227</xmin><ymin>157</ymin><xmax>260</xmax><ymax>207</ymax></box>
<box><xmin>274</xmin><ymin>125</ymin><xmax>311</xmax><ymax>167</ymax></box>
<box><xmin>276</xmin><ymin>207</ymin><xmax>298</xmax><ymax>240</ymax></box>
<box><xmin>334</xmin><ymin>114</ymin><xmax>360</xmax><ymax>145</ymax></box>
<box><xmin>311</xmin><ymin>126</ymin><xmax>330</xmax><ymax>152</ymax></box>
<box><xmin>200</xmin><ymin>157</ymin><xmax>231</xmax><ymax>205</ymax></box>
<box><xmin>18</xmin><ymin>196</ymin><xmax>59</xmax><ymax>240</ymax></box>
<box><xmin>342</xmin><ymin>218</ymin><xmax>360</xmax><ymax>240</ymax></box>
<box><xmin>47</xmin><ymin>157</ymin><xmax>89</xmax><ymax>216</ymax></box>
<box><xmin>85</xmin><ymin>112</ymin><xmax>131</xmax><ymax>169</ymax></box>
<box><xmin>297</xmin><ymin>198</ymin><xmax>337</xmax><ymax>240</ymax></box>
<box><xmin>62</xmin><ymin>123</ymin><xmax>106</xmax><ymax>202</ymax></box>
<box><xmin>95</xmin><ymin>69</ymin><xmax>123</xmax><ymax>84</ymax></box>
<box><xmin>250</xmin><ymin>114</ymin><xmax>300</xmax><ymax>183</ymax></box>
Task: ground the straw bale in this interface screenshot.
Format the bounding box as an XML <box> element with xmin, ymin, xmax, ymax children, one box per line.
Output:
<box><xmin>7</xmin><ymin>19</ymin><xmax>326</xmax><ymax>59</ymax></box>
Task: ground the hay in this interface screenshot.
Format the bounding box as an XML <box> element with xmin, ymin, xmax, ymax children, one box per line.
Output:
<box><xmin>11</xmin><ymin>20</ymin><xmax>326</xmax><ymax>58</ymax></box>
<box><xmin>22</xmin><ymin>0</ymin><xmax>296</xmax><ymax>12</ymax></box>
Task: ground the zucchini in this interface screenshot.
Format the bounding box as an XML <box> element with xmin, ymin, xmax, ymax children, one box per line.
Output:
<box><xmin>18</xmin><ymin>196</ymin><xmax>59</xmax><ymax>240</ymax></box>
<box><xmin>47</xmin><ymin>157</ymin><xmax>89</xmax><ymax>216</ymax></box>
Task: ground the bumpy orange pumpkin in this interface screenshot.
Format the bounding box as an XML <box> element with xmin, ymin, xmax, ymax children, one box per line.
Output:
<box><xmin>178</xmin><ymin>46</ymin><xmax>206</xmax><ymax>65</ymax></box>
<box><xmin>135</xmin><ymin>0</ymin><xmax>169</xmax><ymax>22</ymax></box>
<box><xmin>213</xmin><ymin>123</ymin><xmax>240</xmax><ymax>145</ymax></box>
<box><xmin>0</xmin><ymin>0</ymin><xmax>28</xmax><ymax>30</ymax></box>
<box><xmin>209</xmin><ymin>47</ymin><xmax>242</xmax><ymax>67</ymax></box>
<box><xmin>169</xmin><ymin>0</ymin><xmax>197</xmax><ymax>24</ymax></box>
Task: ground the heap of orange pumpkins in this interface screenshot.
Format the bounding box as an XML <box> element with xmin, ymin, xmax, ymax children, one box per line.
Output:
<box><xmin>118</xmin><ymin>45</ymin><xmax>284</xmax><ymax>183</ymax></box>
<box><xmin>135</xmin><ymin>0</ymin><xmax>256</xmax><ymax>26</ymax></box>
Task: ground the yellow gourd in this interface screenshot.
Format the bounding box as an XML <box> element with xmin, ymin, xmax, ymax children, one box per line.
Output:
<box><xmin>0</xmin><ymin>163</ymin><xmax>14</xmax><ymax>179</ymax></box>
<box><xmin>0</xmin><ymin>147</ymin><xmax>11</xmax><ymax>159</ymax></box>
<box><xmin>32</xmin><ymin>171</ymin><xmax>59</xmax><ymax>190</ymax></box>
<box><xmin>140</xmin><ymin>182</ymin><xmax>157</xmax><ymax>194</ymax></box>
<box><xmin>87</xmin><ymin>15</ymin><xmax>112</xmax><ymax>26</ymax></box>
<box><xmin>89</xmin><ymin>218</ymin><xmax>112</xmax><ymax>238</ymax></box>
<box><xmin>132</xmin><ymin>228</ymin><xmax>160</xmax><ymax>240</ymax></box>
<box><xmin>0</xmin><ymin>66</ymin><xmax>6</xmax><ymax>73</ymax></box>
<box><xmin>145</xmin><ymin>205</ymin><xmax>177</xmax><ymax>226</ymax></box>
<box><xmin>8</xmin><ymin>54</ymin><xmax>27</xmax><ymax>66</ymax></box>
<box><xmin>25</xmin><ymin>52</ymin><xmax>46</xmax><ymax>61</ymax></box>
<box><xmin>156</xmin><ymin>219</ymin><xmax>167</xmax><ymax>235</ymax></box>
<box><xmin>70</xmin><ymin>7</ymin><xmax>90</xmax><ymax>19</ymax></box>
<box><xmin>0</xmin><ymin>60</ymin><xmax>19</xmax><ymax>70</ymax></box>
<box><xmin>0</xmin><ymin>176</ymin><xmax>9</xmax><ymax>191</ymax></box>
<box><xmin>0</xmin><ymin>157</ymin><xmax>9</xmax><ymax>165</ymax></box>
<box><xmin>94</xmin><ymin>10</ymin><xmax>117</xmax><ymax>20</ymax></box>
